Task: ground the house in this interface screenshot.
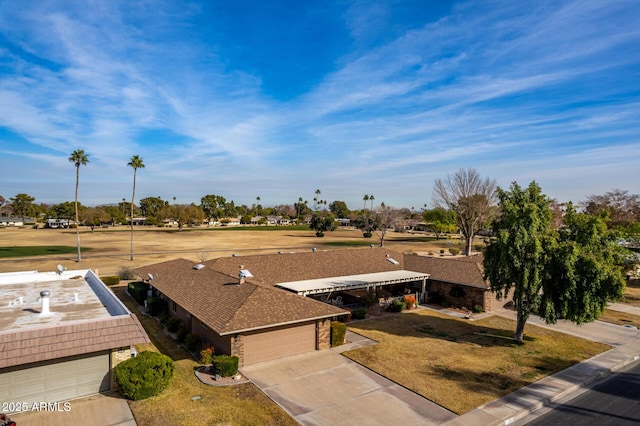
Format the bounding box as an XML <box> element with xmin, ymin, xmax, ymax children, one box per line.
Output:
<box><xmin>404</xmin><ymin>253</ymin><xmax>497</xmax><ymax>310</ymax></box>
<box><xmin>134</xmin><ymin>260</ymin><xmax>347</xmax><ymax>366</ymax></box>
<box><xmin>0</xmin><ymin>217</ymin><xmax>34</xmax><ymax>227</ymax></box>
<box><xmin>0</xmin><ymin>269</ymin><xmax>150</xmax><ymax>407</ymax></box>
<box><xmin>44</xmin><ymin>218</ymin><xmax>75</xmax><ymax>228</ymax></box>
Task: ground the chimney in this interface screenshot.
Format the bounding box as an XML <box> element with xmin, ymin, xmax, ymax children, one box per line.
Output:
<box><xmin>40</xmin><ymin>290</ymin><xmax>51</xmax><ymax>314</ymax></box>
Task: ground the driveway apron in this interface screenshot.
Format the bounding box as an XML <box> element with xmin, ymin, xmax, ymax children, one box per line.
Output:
<box><xmin>241</xmin><ymin>349</ymin><xmax>456</xmax><ymax>426</ymax></box>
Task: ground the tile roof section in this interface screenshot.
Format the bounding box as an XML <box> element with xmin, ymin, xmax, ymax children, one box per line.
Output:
<box><xmin>207</xmin><ymin>247</ymin><xmax>407</xmax><ymax>286</ymax></box>
<box><xmin>0</xmin><ymin>314</ymin><xmax>149</xmax><ymax>369</ymax></box>
<box><xmin>134</xmin><ymin>259</ymin><xmax>347</xmax><ymax>335</ymax></box>
<box><xmin>403</xmin><ymin>253</ymin><xmax>488</xmax><ymax>289</ymax></box>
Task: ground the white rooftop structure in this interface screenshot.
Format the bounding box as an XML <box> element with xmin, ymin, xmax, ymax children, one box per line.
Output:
<box><xmin>0</xmin><ymin>269</ymin><xmax>130</xmax><ymax>331</ymax></box>
<box><xmin>275</xmin><ymin>270</ymin><xmax>429</xmax><ymax>296</ymax></box>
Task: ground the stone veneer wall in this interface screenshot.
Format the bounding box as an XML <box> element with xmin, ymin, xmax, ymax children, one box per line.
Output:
<box><xmin>231</xmin><ymin>334</ymin><xmax>244</xmax><ymax>366</ymax></box>
<box><xmin>317</xmin><ymin>319</ymin><xmax>331</xmax><ymax>350</ymax></box>
<box><xmin>110</xmin><ymin>347</ymin><xmax>133</xmax><ymax>390</ymax></box>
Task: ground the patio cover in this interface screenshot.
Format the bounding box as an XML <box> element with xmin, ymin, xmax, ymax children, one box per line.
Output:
<box><xmin>275</xmin><ymin>270</ymin><xmax>430</xmax><ymax>296</ymax></box>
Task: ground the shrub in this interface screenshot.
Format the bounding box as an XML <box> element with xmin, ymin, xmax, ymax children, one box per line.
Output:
<box><xmin>101</xmin><ymin>275</ymin><xmax>120</xmax><ymax>286</ymax></box>
<box><xmin>388</xmin><ymin>299</ymin><xmax>406</xmax><ymax>312</ymax></box>
<box><xmin>176</xmin><ymin>325</ymin><xmax>188</xmax><ymax>343</ymax></box>
<box><xmin>127</xmin><ymin>281</ymin><xmax>148</xmax><ymax>305</ymax></box>
<box><xmin>440</xmin><ymin>249</ymin><xmax>445</xmax><ymax>254</ymax></box>
<box><xmin>114</xmin><ymin>351</ymin><xmax>174</xmax><ymax>400</ymax></box>
<box><xmin>146</xmin><ymin>297</ymin><xmax>164</xmax><ymax>316</ymax></box>
<box><xmin>199</xmin><ymin>344</ymin><xmax>214</xmax><ymax>365</ymax></box>
<box><xmin>363</xmin><ymin>232</ymin><xmax>373</xmax><ymax>238</ymax></box>
<box><xmin>403</xmin><ymin>294</ymin><xmax>416</xmax><ymax>309</ymax></box>
<box><xmin>351</xmin><ymin>308</ymin><xmax>367</xmax><ymax>320</ymax></box>
<box><xmin>331</xmin><ymin>321</ymin><xmax>346</xmax><ymax>347</ymax></box>
<box><xmin>184</xmin><ymin>333</ymin><xmax>199</xmax><ymax>351</ymax></box>
<box><xmin>449</xmin><ymin>285</ymin><xmax>466</xmax><ymax>298</ymax></box>
<box><xmin>212</xmin><ymin>355</ymin><xmax>239</xmax><ymax>377</ymax></box>
<box><xmin>166</xmin><ymin>317</ymin><xmax>182</xmax><ymax>333</ymax></box>
<box><xmin>473</xmin><ymin>304</ymin><xmax>484</xmax><ymax>313</ymax></box>
<box><xmin>117</xmin><ymin>265</ymin><xmax>136</xmax><ymax>280</ymax></box>
<box><xmin>448</xmin><ymin>247</ymin><xmax>460</xmax><ymax>256</ymax></box>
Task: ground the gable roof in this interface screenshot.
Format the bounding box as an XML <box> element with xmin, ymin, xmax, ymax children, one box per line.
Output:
<box><xmin>403</xmin><ymin>253</ymin><xmax>488</xmax><ymax>289</ymax></box>
<box><xmin>207</xmin><ymin>247</ymin><xmax>407</xmax><ymax>286</ymax></box>
<box><xmin>134</xmin><ymin>259</ymin><xmax>346</xmax><ymax>335</ymax></box>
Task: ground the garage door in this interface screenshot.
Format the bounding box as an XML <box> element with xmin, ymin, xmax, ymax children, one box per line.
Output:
<box><xmin>243</xmin><ymin>322</ymin><xmax>316</xmax><ymax>365</ymax></box>
<box><xmin>0</xmin><ymin>352</ymin><xmax>110</xmax><ymax>408</ymax></box>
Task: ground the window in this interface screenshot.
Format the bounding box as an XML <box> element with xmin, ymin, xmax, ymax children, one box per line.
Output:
<box><xmin>171</xmin><ymin>301</ymin><xmax>177</xmax><ymax>312</ymax></box>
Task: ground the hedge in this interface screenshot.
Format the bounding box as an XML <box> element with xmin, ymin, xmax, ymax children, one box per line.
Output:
<box><xmin>114</xmin><ymin>351</ymin><xmax>174</xmax><ymax>400</ymax></box>
<box><xmin>100</xmin><ymin>275</ymin><xmax>120</xmax><ymax>286</ymax></box>
<box><xmin>128</xmin><ymin>281</ymin><xmax>148</xmax><ymax>305</ymax></box>
<box><xmin>212</xmin><ymin>355</ymin><xmax>239</xmax><ymax>377</ymax></box>
<box><xmin>146</xmin><ymin>297</ymin><xmax>164</xmax><ymax>316</ymax></box>
<box><xmin>331</xmin><ymin>321</ymin><xmax>346</xmax><ymax>347</ymax></box>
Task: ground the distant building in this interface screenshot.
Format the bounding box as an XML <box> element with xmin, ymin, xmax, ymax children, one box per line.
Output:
<box><xmin>44</xmin><ymin>218</ymin><xmax>75</xmax><ymax>228</ymax></box>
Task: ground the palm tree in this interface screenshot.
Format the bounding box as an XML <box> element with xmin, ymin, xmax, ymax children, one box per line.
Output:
<box><xmin>297</xmin><ymin>196</ymin><xmax>303</xmax><ymax>219</ymax></box>
<box><xmin>363</xmin><ymin>194</ymin><xmax>369</xmax><ymax>211</ymax></box>
<box><xmin>127</xmin><ymin>155</ymin><xmax>145</xmax><ymax>261</ymax></box>
<box><xmin>314</xmin><ymin>189</ymin><xmax>321</xmax><ymax>211</ymax></box>
<box><xmin>370</xmin><ymin>194</ymin><xmax>375</xmax><ymax>211</ymax></box>
<box><xmin>69</xmin><ymin>149</ymin><xmax>89</xmax><ymax>262</ymax></box>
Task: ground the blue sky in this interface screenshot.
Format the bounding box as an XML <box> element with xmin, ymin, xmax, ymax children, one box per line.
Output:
<box><xmin>1</xmin><ymin>0</ymin><xmax>639</xmax><ymax>210</ymax></box>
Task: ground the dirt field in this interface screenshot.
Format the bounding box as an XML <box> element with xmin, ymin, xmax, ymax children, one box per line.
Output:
<box><xmin>0</xmin><ymin>226</ymin><xmax>460</xmax><ymax>275</ymax></box>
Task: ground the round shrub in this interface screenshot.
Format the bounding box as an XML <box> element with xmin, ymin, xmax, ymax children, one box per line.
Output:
<box><xmin>448</xmin><ymin>247</ymin><xmax>460</xmax><ymax>256</ymax></box>
<box><xmin>212</xmin><ymin>355</ymin><xmax>239</xmax><ymax>377</ymax></box>
<box><xmin>114</xmin><ymin>351</ymin><xmax>174</xmax><ymax>400</ymax></box>
<box><xmin>331</xmin><ymin>321</ymin><xmax>346</xmax><ymax>347</ymax></box>
<box><xmin>388</xmin><ymin>299</ymin><xmax>406</xmax><ymax>312</ymax></box>
<box><xmin>351</xmin><ymin>307</ymin><xmax>367</xmax><ymax>320</ymax></box>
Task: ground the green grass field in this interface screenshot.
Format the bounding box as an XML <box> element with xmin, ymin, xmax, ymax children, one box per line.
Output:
<box><xmin>0</xmin><ymin>246</ymin><xmax>91</xmax><ymax>258</ymax></box>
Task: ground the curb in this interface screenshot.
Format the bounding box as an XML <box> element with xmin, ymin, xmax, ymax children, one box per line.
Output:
<box><xmin>441</xmin><ymin>345</ymin><xmax>640</xmax><ymax>426</ymax></box>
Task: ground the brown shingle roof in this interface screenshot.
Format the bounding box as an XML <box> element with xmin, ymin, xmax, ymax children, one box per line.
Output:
<box><xmin>134</xmin><ymin>259</ymin><xmax>347</xmax><ymax>335</ymax></box>
<box><xmin>403</xmin><ymin>253</ymin><xmax>488</xmax><ymax>289</ymax></box>
<box><xmin>207</xmin><ymin>247</ymin><xmax>407</xmax><ymax>286</ymax></box>
<box><xmin>0</xmin><ymin>314</ymin><xmax>149</xmax><ymax>368</ymax></box>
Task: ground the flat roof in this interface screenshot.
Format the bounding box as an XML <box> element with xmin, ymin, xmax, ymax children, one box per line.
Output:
<box><xmin>0</xmin><ymin>269</ymin><xmax>130</xmax><ymax>331</ymax></box>
<box><xmin>275</xmin><ymin>270</ymin><xmax>430</xmax><ymax>296</ymax></box>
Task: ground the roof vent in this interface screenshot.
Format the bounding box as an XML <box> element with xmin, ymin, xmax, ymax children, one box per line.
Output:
<box><xmin>40</xmin><ymin>290</ymin><xmax>51</xmax><ymax>315</ymax></box>
<box><xmin>238</xmin><ymin>266</ymin><xmax>253</xmax><ymax>285</ymax></box>
<box><xmin>193</xmin><ymin>263</ymin><xmax>205</xmax><ymax>270</ymax></box>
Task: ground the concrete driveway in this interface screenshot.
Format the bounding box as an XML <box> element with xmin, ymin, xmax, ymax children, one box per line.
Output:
<box><xmin>241</xmin><ymin>349</ymin><xmax>456</xmax><ymax>426</ymax></box>
<box><xmin>9</xmin><ymin>392</ymin><xmax>135</xmax><ymax>426</ymax></box>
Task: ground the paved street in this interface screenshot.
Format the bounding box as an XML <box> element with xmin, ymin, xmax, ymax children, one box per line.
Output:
<box><xmin>523</xmin><ymin>359</ymin><xmax>640</xmax><ymax>425</ymax></box>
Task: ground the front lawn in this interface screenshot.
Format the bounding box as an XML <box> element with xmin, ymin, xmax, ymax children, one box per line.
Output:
<box><xmin>344</xmin><ymin>309</ymin><xmax>610</xmax><ymax>414</ymax></box>
<box><xmin>621</xmin><ymin>284</ymin><xmax>640</xmax><ymax>308</ymax></box>
<box><xmin>112</xmin><ymin>287</ymin><xmax>297</xmax><ymax>426</ymax></box>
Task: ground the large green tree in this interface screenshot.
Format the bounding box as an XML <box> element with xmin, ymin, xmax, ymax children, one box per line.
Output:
<box><xmin>69</xmin><ymin>149</ymin><xmax>89</xmax><ymax>262</ymax></box>
<box><xmin>128</xmin><ymin>155</ymin><xmax>145</xmax><ymax>261</ymax></box>
<box><xmin>485</xmin><ymin>181</ymin><xmax>626</xmax><ymax>343</ymax></box>
<box><xmin>329</xmin><ymin>200</ymin><xmax>350</xmax><ymax>218</ymax></box>
<box><xmin>309</xmin><ymin>212</ymin><xmax>336</xmax><ymax>237</ymax></box>
<box><xmin>433</xmin><ymin>168</ymin><xmax>497</xmax><ymax>255</ymax></box>
<box><xmin>423</xmin><ymin>207</ymin><xmax>458</xmax><ymax>239</ymax></box>
<box><xmin>9</xmin><ymin>193</ymin><xmax>36</xmax><ymax>217</ymax></box>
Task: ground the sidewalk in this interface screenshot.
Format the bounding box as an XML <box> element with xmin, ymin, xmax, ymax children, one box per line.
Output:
<box><xmin>439</xmin><ymin>305</ymin><xmax>640</xmax><ymax>426</ymax></box>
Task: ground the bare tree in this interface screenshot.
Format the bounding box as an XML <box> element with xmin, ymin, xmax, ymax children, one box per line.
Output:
<box><xmin>433</xmin><ymin>168</ymin><xmax>497</xmax><ymax>255</ymax></box>
<box><xmin>375</xmin><ymin>203</ymin><xmax>401</xmax><ymax>247</ymax></box>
